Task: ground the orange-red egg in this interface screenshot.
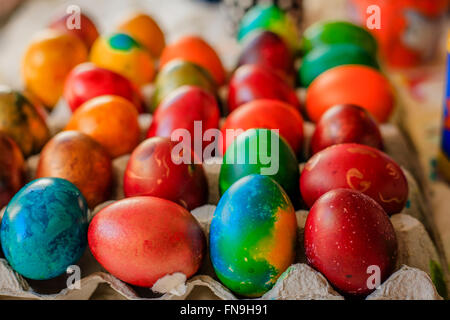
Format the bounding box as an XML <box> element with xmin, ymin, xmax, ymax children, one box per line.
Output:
<box><xmin>49</xmin><ymin>12</ymin><xmax>99</xmax><ymax>49</ymax></box>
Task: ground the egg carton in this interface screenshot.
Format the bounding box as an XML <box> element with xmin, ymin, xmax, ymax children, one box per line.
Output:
<box><xmin>0</xmin><ymin>114</ymin><xmax>447</xmax><ymax>300</ymax></box>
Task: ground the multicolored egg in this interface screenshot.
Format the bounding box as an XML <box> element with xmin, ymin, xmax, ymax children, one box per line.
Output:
<box><xmin>210</xmin><ymin>174</ymin><xmax>297</xmax><ymax>297</ymax></box>
<box><xmin>49</xmin><ymin>12</ymin><xmax>99</xmax><ymax>49</ymax></box>
<box><xmin>0</xmin><ymin>87</ymin><xmax>50</xmax><ymax>157</ymax></box>
<box><xmin>36</xmin><ymin>131</ymin><xmax>113</xmax><ymax>209</ymax></box>
<box><xmin>124</xmin><ymin>137</ymin><xmax>208</xmax><ymax>210</ymax></box>
<box><xmin>1</xmin><ymin>178</ymin><xmax>88</xmax><ymax>280</ymax></box>
<box><xmin>65</xmin><ymin>95</ymin><xmax>140</xmax><ymax>158</ymax></box>
<box><xmin>90</xmin><ymin>33</ymin><xmax>155</xmax><ymax>86</ymax></box>
<box><xmin>88</xmin><ymin>197</ymin><xmax>206</xmax><ymax>287</ymax></box>
<box><xmin>219</xmin><ymin>128</ymin><xmax>300</xmax><ymax>206</ymax></box>
<box><xmin>21</xmin><ymin>29</ymin><xmax>88</xmax><ymax>108</ymax></box>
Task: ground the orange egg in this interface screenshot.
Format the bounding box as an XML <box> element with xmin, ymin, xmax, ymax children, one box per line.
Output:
<box><xmin>306</xmin><ymin>65</ymin><xmax>394</xmax><ymax>123</ymax></box>
<box><xmin>160</xmin><ymin>35</ymin><xmax>226</xmax><ymax>86</ymax></box>
<box><xmin>65</xmin><ymin>95</ymin><xmax>140</xmax><ymax>158</ymax></box>
<box><xmin>21</xmin><ymin>29</ymin><xmax>88</xmax><ymax>108</ymax></box>
<box><xmin>118</xmin><ymin>12</ymin><xmax>165</xmax><ymax>58</ymax></box>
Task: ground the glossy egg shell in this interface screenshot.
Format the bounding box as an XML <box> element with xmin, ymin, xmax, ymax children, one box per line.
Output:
<box><xmin>49</xmin><ymin>12</ymin><xmax>99</xmax><ymax>49</ymax></box>
<box><xmin>124</xmin><ymin>137</ymin><xmax>208</xmax><ymax>210</ymax></box>
<box><xmin>306</xmin><ymin>65</ymin><xmax>394</xmax><ymax>123</ymax></box>
<box><xmin>220</xmin><ymin>99</ymin><xmax>304</xmax><ymax>156</ymax></box>
<box><xmin>88</xmin><ymin>197</ymin><xmax>206</xmax><ymax>287</ymax></box>
<box><xmin>65</xmin><ymin>95</ymin><xmax>140</xmax><ymax>158</ymax></box>
<box><xmin>0</xmin><ymin>133</ymin><xmax>26</xmax><ymax>209</ymax></box>
<box><xmin>63</xmin><ymin>63</ymin><xmax>143</xmax><ymax>113</ymax></box>
<box><xmin>1</xmin><ymin>178</ymin><xmax>88</xmax><ymax>280</ymax></box>
<box><xmin>300</xmin><ymin>143</ymin><xmax>408</xmax><ymax>215</ymax></box>
<box><xmin>219</xmin><ymin>128</ymin><xmax>300</xmax><ymax>206</ymax></box>
<box><xmin>304</xmin><ymin>189</ymin><xmax>397</xmax><ymax>296</ymax></box>
<box><xmin>160</xmin><ymin>35</ymin><xmax>226</xmax><ymax>86</ymax></box>
<box><xmin>0</xmin><ymin>87</ymin><xmax>50</xmax><ymax>157</ymax></box>
<box><xmin>210</xmin><ymin>174</ymin><xmax>297</xmax><ymax>297</ymax></box>
<box><xmin>228</xmin><ymin>64</ymin><xmax>300</xmax><ymax>113</ymax></box>
<box><xmin>36</xmin><ymin>131</ymin><xmax>113</xmax><ymax>209</ymax></box>
<box><xmin>21</xmin><ymin>29</ymin><xmax>88</xmax><ymax>108</ymax></box>
<box><xmin>311</xmin><ymin>104</ymin><xmax>383</xmax><ymax>155</ymax></box>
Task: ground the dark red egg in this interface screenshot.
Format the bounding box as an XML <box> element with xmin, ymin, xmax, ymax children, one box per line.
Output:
<box><xmin>88</xmin><ymin>196</ymin><xmax>206</xmax><ymax>287</ymax></box>
<box><xmin>220</xmin><ymin>99</ymin><xmax>304</xmax><ymax>156</ymax></box>
<box><xmin>300</xmin><ymin>143</ymin><xmax>408</xmax><ymax>215</ymax></box>
<box><xmin>124</xmin><ymin>137</ymin><xmax>208</xmax><ymax>210</ymax></box>
<box><xmin>63</xmin><ymin>63</ymin><xmax>143</xmax><ymax>113</ymax></box>
<box><xmin>311</xmin><ymin>104</ymin><xmax>383</xmax><ymax>155</ymax></box>
<box><xmin>304</xmin><ymin>188</ymin><xmax>398</xmax><ymax>296</ymax></box>
<box><xmin>49</xmin><ymin>12</ymin><xmax>99</xmax><ymax>49</ymax></box>
<box><xmin>227</xmin><ymin>64</ymin><xmax>300</xmax><ymax>113</ymax></box>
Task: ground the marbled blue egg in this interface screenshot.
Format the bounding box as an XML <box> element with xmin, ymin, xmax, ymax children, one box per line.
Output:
<box><xmin>1</xmin><ymin>177</ymin><xmax>88</xmax><ymax>280</ymax></box>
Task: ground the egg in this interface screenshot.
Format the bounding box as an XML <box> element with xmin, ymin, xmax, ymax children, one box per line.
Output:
<box><xmin>300</xmin><ymin>143</ymin><xmax>408</xmax><ymax>215</ymax></box>
<box><xmin>306</xmin><ymin>65</ymin><xmax>394</xmax><ymax>123</ymax></box>
<box><xmin>49</xmin><ymin>12</ymin><xmax>99</xmax><ymax>49</ymax></box>
<box><xmin>304</xmin><ymin>188</ymin><xmax>397</xmax><ymax>296</ymax></box>
<box><xmin>220</xmin><ymin>99</ymin><xmax>304</xmax><ymax>156</ymax></box>
<box><xmin>311</xmin><ymin>104</ymin><xmax>383</xmax><ymax>155</ymax></box>
<box><xmin>1</xmin><ymin>178</ymin><xmax>88</xmax><ymax>280</ymax></box>
<box><xmin>210</xmin><ymin>174</ymin><xmax>297</xmax><ymax>297</ymax></box>
<box><xmin>124</xmin><ymin>137</ymin><xmax>208</xmax><ymax>210</ymax></box>
<box><xmin>21</xmin><ymin>29</ymin><xmax>88</xmax><ymax>108</ymax></box>
<box><xmin>160</xmin><ymin>35</ymin><xmax>226</xmax><ymax>86</ymax></box>
<box><xmin>90</xmin><ymin>33</ymin><xmax>155</xmax><ymax>86</ymax></box>
<box><xmin>0</xmin><ymin>87</ymin><xmax>50</xmax><ymax>157</ymax></box>
<box><xmin>228</xmin><ymin>64</ymin><xmax>300</xmax><ymax>113</ymax></box>
<box><xmin>152</xmin><ymin>60</ymin><xmax>217</xmax><ymax>113</ymax></box>
<box><xmin>0</xmin><ymin>133</ymin><xmax>26</xmax><ymax>209</ymax></box>
<box><xmin>65</xmin><ymin>95</ymin><xmax>140</xmax><ymax>158</ymax></box>
<box><xmin>219</xmin><ymin>128</ymin><xmax>300</xmax><ymax>206</ymax></box>
<box><xmin>88</xmin><ymin>197</ymin><xmax>205</xmax><ymax>287</ymax></box>
<box><xmin>63</xmin><ymin>63</ymin><xmax>143</xmax><ymax>113</ymax></box>
<box><xmin>36</xmin><ymin>131</ymin><xmax>113</xmax><ymax>209</ymax></box>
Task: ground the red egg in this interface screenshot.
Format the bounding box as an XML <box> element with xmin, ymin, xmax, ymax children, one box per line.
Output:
<box><xmin>227</xmin><ymin>64</ymin><xmax>300</xmax><ymax>113</ymax></box>
<box><xmin>147</xmin><ymin>86</ymin><xmax>220</xmax><ymax>155</ymax></box>
<box><xmin>49</xmin><ymin>12</ymin><xmax>99</xmax><ymax>49</ymax></box>
<box><xmin>311</xmin><ymin>104</ymin><xmax>383</xmax><ymax>155</ymax></box>
<box><xmin>220</xmin><ymin>99</ymin><xmax>304</xmax><ymax>156</ymax></box>
<box><xmin>124</xmin><ymin>137</ymin><xmax>208</xmax><ymax>210</ymax></box>
<box><xmin>300</xmin><ymin>143</ymin><xmax>408</xmax><ymax>215</ymax></box>
<box><xmin>88</xmin><ymin>197</ymin><xmax>206</xmax><ymax>287</ymax></box>
<box><xmin>304</xmin><ymin>188</ymin><xmax>398</xmax><ymax>296</ymax></box>
<box><xmin>63</xmin><ymin>63</ymin><xmax>143</xmax><ymax>113</ymax></box>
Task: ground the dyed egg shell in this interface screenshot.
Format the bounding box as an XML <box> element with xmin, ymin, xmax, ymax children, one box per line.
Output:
<box><xmin>219</xmin><ymin>129</ymin><xmax>300</xmax><ymax>206</ymax></box>
<box><xmin>63</xmin><ymin>63</ymin><xmax>143</xmax><ymax>113</ymax></box>
<box><xmin>147</xmin><ymin>86</ymin><xmax>220</xmax><ymax>155</ymax></box>
<box><xmin>49</xmin><ymin>12</ymin><xmax>99</xmax><ymax>49</ymax></box>
<box><xmin>228</xmin><ymin>64</ymin><xmax>300</xmax><ymax>113</ymax></box>
<box><xmin>237</xmin><ymin>30</ymin><xmax>295</xmax><ymax>83</ymax></box>
<box><xmin>36</xmin><ymin>131</ymin><xmax>113</xmax><ymax>209</ymax></box>
<box><xmin>90</xmin><ymin>33</ymin><xmax>155</xmax><ymax>86</ymax></box>
<box><xmin>88</xmin><ymin>197</ymin><xmax>205</xmax><ymax>287</ymax></box>
<box><xmin>0</xmin><ymin>133</ymin><xmax>26</xmax><ymax>209</ymax></box>
<box><xmin>306</xmin><ymin>65</ymin><xmax>394</xmax><ymax>123</ymax></box>
<box><xmin>238</xmin><ymin>4</ymin><xmax>299</xmax><ymax>52</ymax></box>
<box><xmin>210</xmin><ymin>174</ymin><xmax>297</xmax><ymax>297</ymax></box>
<box><xmin>300</xmin><ymin>143</ymin><xmax>408</xmax><ymax>215</ymax></box>
<box><xmin>152</xmin><ymin>59</ymin><xmax>217</xmax><ymax>112</ymax></box>
<box><xmin>302</xmin><ymin>21</ymin><xmax>377</xmax><ymax>57</ymax></box>
<box><xmin>160</xmin><ymin>35</ymin><xmax>226</xmax><ymax>86</ymax></box>
<box><xmin>304</xmin><ymin>189</ymin><xmax>397</xmax><ymax>296</ymax></box>
<box><xmin>299</xmin><ymin>43</ymin><xmax>379</xmax><ymax>87</ymax></box>
<box><xmin>124</xmin><ymin>137</ymin><xmax>208</xmax><ymax>210</ymax></box>
<box><xmin>118</xmin><ymin>12</ymin><xmax>165</xmax><ymax>58</ymax></box>
<box><xmin>65</xmin><ymin>95</ymin><xmax>140</xmax><ymax>158</ymax></box>
<box><xmin>0</xmin><ymin>87</ymin><xmax>50</xmax><ymax>157</ymax></box>
<box><xmin>220</xmin><ymin>99</ymin><xmax>304</xmax><ymax>156</ymax></box>
<box><xmin>1</xmin><ymin>178</ymin><xmax>88</xmax><ymax>280</ymax></box>
<box><xmin>21</xmin><ymin>29</ymin><xmax>88</xmax><ymax>108</ymax></box>
<box><xmin>311</xmin><ymin>104</ymin><xmax>383</xmax><ymax>155</ymax></box>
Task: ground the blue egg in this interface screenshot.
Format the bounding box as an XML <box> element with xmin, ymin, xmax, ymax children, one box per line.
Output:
<box><xmin>1</xmin><ymin>178</ymin><xmax>88</xmax><ymax>280</ymax></box>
